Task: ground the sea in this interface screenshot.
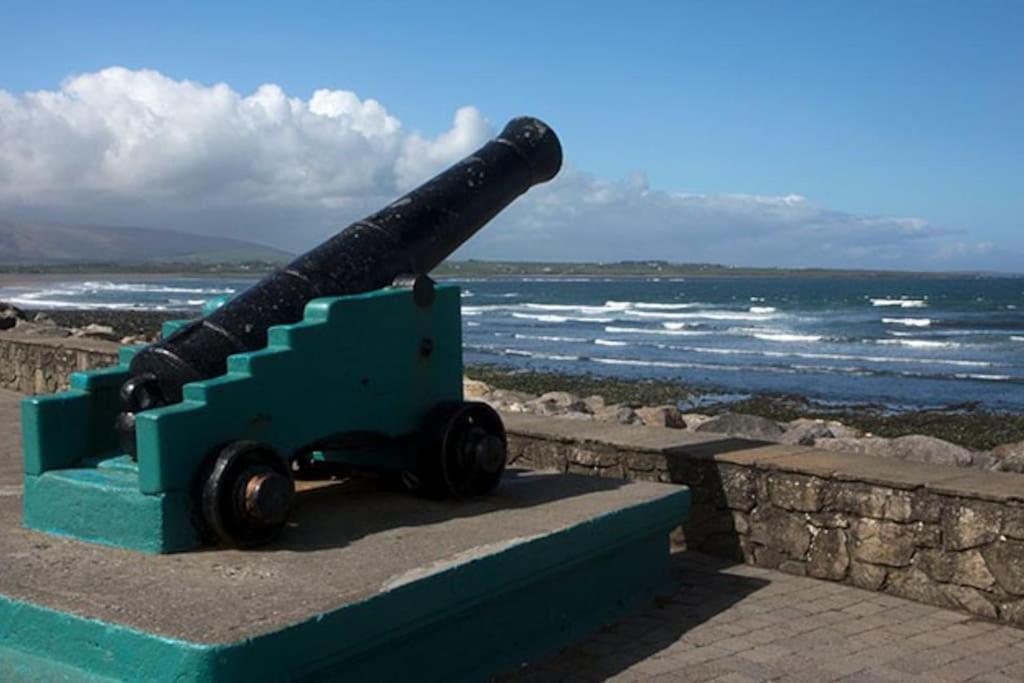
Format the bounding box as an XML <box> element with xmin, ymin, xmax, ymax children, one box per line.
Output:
<box><xmin>3</xmin><ymin>275</ymin><xmax>1023</xmax><ymax>412</ymax></box>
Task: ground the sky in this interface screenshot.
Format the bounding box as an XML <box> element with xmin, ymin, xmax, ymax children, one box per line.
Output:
<box><xmin>0</xmin><ymin>1</ymin><xmax>1021</xmax><ymax>271</ymax></box>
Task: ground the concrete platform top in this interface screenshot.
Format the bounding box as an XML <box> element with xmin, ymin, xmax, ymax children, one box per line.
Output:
<box><xmin>0</xmin><ymin>389</ymin><xmax>685</xmax><ymax>644</ymax></box>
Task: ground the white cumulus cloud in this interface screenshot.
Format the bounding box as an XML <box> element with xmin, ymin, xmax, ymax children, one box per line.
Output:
<box><xmin>0</xmin><ymin>67</ymin><xmax>1006</xmax><ymax>269</ymax></box>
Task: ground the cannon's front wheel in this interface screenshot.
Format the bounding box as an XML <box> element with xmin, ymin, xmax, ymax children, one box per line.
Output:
<box><xmin>196</xmin><ymin>441</ymin><xmax>295</xmax><ymax>547</ymax></box>
<box><xmin>414</xmin><ymin>401</ymin><xmax>507</xmax><ymax>499</ymax></box>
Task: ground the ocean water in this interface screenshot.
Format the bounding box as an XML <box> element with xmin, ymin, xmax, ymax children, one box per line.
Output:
<box><xmin>3</xmin><ymin>275</ymin><xmax>1023</xmax><ymax>411</ymax></box>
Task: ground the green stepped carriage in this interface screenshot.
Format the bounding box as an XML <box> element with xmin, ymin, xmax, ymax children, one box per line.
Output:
<box><xmin>22</xmin><ymin>285</ymin><xmax>503</xmax><ymax>552</ymax></box>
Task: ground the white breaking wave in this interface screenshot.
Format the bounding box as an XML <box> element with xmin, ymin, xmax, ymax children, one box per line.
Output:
<box><xmin>877</xmin><ymin>339</ymin><xmax>960</xmax><ymax>349</ymax></box>
<box><xmin>604</xmin><ymin>300</ymin><xmax>706</xmax><ymax>310</ymax></box>
<box><xmin>1</xmin><ymin>297</ymin><xmax>165</xmax><ymax>310</ymax></box>
<box><xmin>523</xmin><ymin>302</ymin><xmax>627</xmax><ymax>314</ymax></box>
<box><xmin>663</xmin><ymin>322</ymin><xmax>699</xmax><ymax>330</ymax></box>
<box><xmin>594</xmin><ymin>339</ymin><xmax>629</xmax><ymax>347</ymax></box>
<box><xmin>1012</xmin><ymin>336</ymin><xmax>1024</xmax><ymax>342</ymax></box>
<box><xmin>511</xmin><ymin>312</ymin><xmax>613</xmax><ymax>323</ymax></box>
<box><xmin>513</xmin><ymin>334</ymin><xmax>590</xmax><ymax>343</ymax></box>
<box><xmin>954</xmin><ymin>373</ymin><xmax>1011</xmax><ymax>381</ymax></box>
<box><xmin>871</xmin><ymin>298</ymin><xmax>927</xmax><ymax>308</ymax></box>
<box><xmin>625</xmin><ymin>309</ymin><xmax>775</xmax><ymax>321</ymax></box>
<box><xmin>749</xmin><ymin>306</ymin><xmax>777</xmax><ymax>314</ymax></box>
<box><xmin>78</xmin><ymin>281</ymin><xmax>237</xmax><ymax>295</ymax></box>
<box><xmin>661</xmin><ymin>344</ymin><xmax>995</xmax><ymax>368</ymax></box>
<box><xmin>605</xmin><ymin>326</ymin><xmax>711</xmax><ymax>337</ymax></box>
<box><xmin>502</xmin><ymin>349</ymin><xmax>580</xmax><ymax>361</ymax></box>
<box><xmin>753</xmin><ymin>333</ymin><xmax>823</xmax><ymax>343</ymax></box>
<box><xmin>882</xmin><ymin>317</ymin><xmax>932</xmax><ymax>327</ymax></box>
<box><xmin>590</xmin><ymin>357</ymin><xmax>799</xmax><ymax>375</ymax></box>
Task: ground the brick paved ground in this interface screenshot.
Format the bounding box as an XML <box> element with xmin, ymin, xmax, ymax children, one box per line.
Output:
<box><xmin>2</xmin><ymin>389</ymin><xmax>1021</xmax><ymax>682</ymax></box>
<box><xmin>502</xmin><ymin>552</ymin><xmax>1024</xmax><ymax>682</ymax></box>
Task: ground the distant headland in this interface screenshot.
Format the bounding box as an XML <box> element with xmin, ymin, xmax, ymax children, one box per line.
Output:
<box><xmin>1</xmin><ymin>219</ymin><xmax>1020</xmax><ymax>278</ymax></box>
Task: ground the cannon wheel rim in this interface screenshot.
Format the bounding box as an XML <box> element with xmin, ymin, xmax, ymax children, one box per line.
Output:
<box><xmin>197</xmin><ymin>440</ymin><xmax>294</xmax><ymax>547</ymax></box>
<box><xmin>421</xmin><ymin>401</ymin><xmax>506</xmax><ymax>499</ymax></box>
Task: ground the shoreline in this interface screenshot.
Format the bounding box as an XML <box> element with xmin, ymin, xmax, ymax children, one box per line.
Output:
<box><xmin>465</xmin><ymin>365</ymin><xmax>1024</xmax><ymax>451</ymax></box>
<box><xmin>3</xmin><ymin>303</ymin><xmax>1022</xmax><ymax>451</ymax></box>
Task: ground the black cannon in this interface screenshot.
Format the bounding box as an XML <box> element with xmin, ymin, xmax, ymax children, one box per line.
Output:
<box><xmin>47</xmin><ymin>116</ymin><xmax>566</xmax><ymax>548</ymax></box>
<box><xmin>117</xmin><ymin>117</ymin><xmax>560</xmax><ymax>446</ymax></box>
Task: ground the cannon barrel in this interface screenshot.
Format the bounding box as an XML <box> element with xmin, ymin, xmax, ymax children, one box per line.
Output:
<box><xmin>118</xmin><ymin>117</ymin><xmax>561</xmax><ymax>444</ymax></box>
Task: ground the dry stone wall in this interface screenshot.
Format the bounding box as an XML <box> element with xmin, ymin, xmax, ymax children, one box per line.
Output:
<box><xmin>506</xmin><ymin>415</ymin><xmax>1024</xmax><ymax>627</ymax></box>
<box><xmin>3</xmin><ymin>335</ymin><xmax>1022</xmax><ymax>626</ymax></box>
<box><xmin>0</xmin><ymin>334</ymin><xmax>118</xmax><ymax>394</ymax></box>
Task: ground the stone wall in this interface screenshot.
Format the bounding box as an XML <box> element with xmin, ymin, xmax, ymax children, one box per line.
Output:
<box><xmin>0</xmin><ymin>334</ymin><xmax>118</xmax><ymax>394</ymax></box>
<box><xmin>3</xmin><ymin>336</ymin><xmax>1021</xmax><ymax>626</ymax></box>
<box><xmin>505</xmin><ymin>414</ymin><xmax>1024</xmax><ymax>627</ymax></box>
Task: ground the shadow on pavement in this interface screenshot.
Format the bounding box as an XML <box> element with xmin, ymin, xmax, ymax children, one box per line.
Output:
<box><xmin>499</xmin><ymin>552</ymin><xmax>769</xmax><ymax>682</ymax></box>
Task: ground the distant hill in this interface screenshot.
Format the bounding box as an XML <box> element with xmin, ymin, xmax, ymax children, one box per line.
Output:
<box><xmin>0</xmin><ymin>220</ymin><xmax>292</xmax><ymax>266</ymax></box>
<box><xmin>433</xmin><ymin>260</ymin><xmax>1021</xmax><ymax>279</ymax></box>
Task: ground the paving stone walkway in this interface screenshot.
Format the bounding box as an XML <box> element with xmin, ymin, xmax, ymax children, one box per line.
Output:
<box><xmin>502</xmin><ymin>552</ymin><xmax>1024</xmax><ymax>682</ymax></box>
<box><xmin>2</xmin><ymin>389</ymin><xmax>1021</xmax><ymax>682</ymax></box>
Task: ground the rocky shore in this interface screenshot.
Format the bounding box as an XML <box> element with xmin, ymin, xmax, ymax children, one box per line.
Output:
<box><xmin>1</xmin><ymin>303</ymin><xmax>166</xmax><ymax>344</ymax></box>
<box><xmin>4</xmin><ymin>301</ymin><xmax>1022</xmax><ymax>473</ymax></box>
<box><xmin>465</xmin><ymin>375</ymin><xmax>1024</xmax><ymax>476</ymax></box>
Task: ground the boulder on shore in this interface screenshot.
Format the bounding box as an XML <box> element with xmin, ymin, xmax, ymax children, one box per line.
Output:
<box><xmin>695</xmin><ymin>413</ymin><xmax>786</xmax><ymax>440</ymax></box>
<box><xmin>635</xmin><ymin>404</ymin><xmax>686</xmax><ymax>429</ymax></box>
<box><xmin>0</xmin><ymin>302</ymin><xmax>27</xmax><ymax>331</ymax></box>
<box><xmin>814</xmin><ymin>434</ymin><xmax>974</xmax><ymax>467</ymax></box>
<box><xmin>526</xmin><ymin>391</ymin><xmax>589</xmax><ymax>416</ymax></box>
<box><xmin>482</xmin><ymin>388</ymin><xmax>536</xmax><ymax>413</ymax></box>
<box><xmin>992</xmin><ymin>441</ymin><xmax>1024</xmax><ymax>474</ymax></box>
<box><xmin>462</xmin><ymin>378</ymin><xmax>492</xmax><ymax>399</ymax></box>
<box><xmin>681</xmin><ymin>413</ymin><xmax>712</xmax><ymax>430</ymax></box>
<box><xmin>782</xmin><ymin>418</ymin><xmax>863</xmax><ymax>445</ymax></box>
<box><xmin>73</xmin><ymin>323</ymin><xmax>119</xmax><ymax>341</ymax></box>
<box><xmin>593</xmin><ymin>404</ymin><xmax>641</xmax><ymax>425</ymax></box>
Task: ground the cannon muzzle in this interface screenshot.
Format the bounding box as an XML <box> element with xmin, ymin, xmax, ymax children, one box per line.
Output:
<box><xmin>117</xmin><ymin>117</ymin><xmax>561</xmax><ymax>453</ymax></box>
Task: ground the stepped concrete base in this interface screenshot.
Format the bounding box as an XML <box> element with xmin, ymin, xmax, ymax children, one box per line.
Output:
<box><xmin>0</xmin><ymin>451</ymin><xmax>689</xmax><ymax>682</ymax></box>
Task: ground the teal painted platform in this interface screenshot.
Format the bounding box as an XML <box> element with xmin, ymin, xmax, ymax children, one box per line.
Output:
<box><xmin>0</xmin><ymin>471</ymin><xmax>690</xmax><ymax>682</ymax></box>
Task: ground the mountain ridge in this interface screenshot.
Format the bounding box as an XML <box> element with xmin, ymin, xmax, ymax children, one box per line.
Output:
<box><xmin>0</xmin><ymin>220</ymin><xmax>292</xmax><ymax>265</ymax></box>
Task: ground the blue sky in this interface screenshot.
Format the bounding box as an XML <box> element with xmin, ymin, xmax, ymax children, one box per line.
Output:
<box><xmin>0</xmin><ymin>1</ymin><xmax>1021</xmax><ymax>270</ymax></box>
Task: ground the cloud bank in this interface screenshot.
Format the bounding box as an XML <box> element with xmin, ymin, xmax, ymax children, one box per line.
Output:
<box><xmin>0</xmin><ymin>67</ymin><xmax>1003</xmax><ymax>269</ymax></box>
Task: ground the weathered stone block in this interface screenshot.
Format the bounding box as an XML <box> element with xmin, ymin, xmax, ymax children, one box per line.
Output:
<box><xmin>916</xmin><ymin>548</ymin><xmax>955</xmax><ymax>583</ymax></box>
<box><xmin>999</xmin><ymin>599</ymin><xmax>1024</xmax><ymax>625</ymax></box>
<box><xmin>779</xmin><ymin>560</ymin><xmax>808</xmax><ymax>576</ymax></box>
<box><xmin>807</xmin><ymin>528</ymin><xmax>849</xmax><ymax>580</ymax></box>
<box><xmin>753</xmin><ymin>545</ymin><xmax>787</xmax><ymax>570</ymax></box>
<box><xmin>941</xmin><ymin>585</ymin><xmax>998</xmax><ymax>619</ymax></box>
<box><xmin>767</xmin><ymin>473</ymin><xmax>829</xmax><ymax>513</ymax></box>
<box><xmin>909</xmin><ymin>493</ymin><xmax>942</xmax><ymax>524</ymax></box>
<box><xmin>716</xmin><ymin>464</ymin><xmax>757</xmax><ymax>512</ymax></box>
<box><xmin>834</xmin><ymin>484</ymin><xmax>913</xmax><ymax>521</ymax></box>
<box><xmin>749</xmin><ymin>506</ymin><xmax>810</xmax><ymax>559</ymax></box>
<box><xmin>982</xmin><ymin>539</ymin><xmax>1024</xmax><ymax>596</ymax></box>
<box><xmin>731</xmin><ymin>510</ymin><xmax>750</xmax><ymax>536</ymax></box>
<box><xmin>886</xmin><ymin>567</ymin><xmax>955</xmax><ymax>609</ymax></box>
<box><xmin>919</xmin><ymin>548</ymin><xmax>997</xmax><ymax>589</ymax></box>
<box><xmin>942</xmin><ymin>503</ymin><xmax>1001</xmax><ymax>551</ymax></box>
<box><xmin>1003</xmin><ymin>506</ymin><xmax>1024</xmax><ymax>540</ymax></box>
<box><xmin>852</xmin><ymin>519</ymin><xmax>917</xmax><ymax>567</ymax></box>
<box><xmin>569</xmin><ymin>447</ymin><xmax>620</xmax><ymax>468</ymax></box>
<box><xmin>849</xmin><ymin>560</ymin><xmax>887</xmax><ymax>591</ymax></box>
<box><xmin>808</xmin><ymin>511</ymin><xmax>849</xmax><ymax>529</ymax></box>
